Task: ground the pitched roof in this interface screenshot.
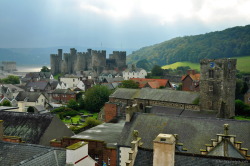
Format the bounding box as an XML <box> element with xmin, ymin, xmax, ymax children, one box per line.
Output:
<box><xmin>0</xmin><ymin>141</ymin><xmax>65</xmax><ymax>166</ymax></box>
<box><xmin>15</xmin><ymin>91</ymin><xmax>43</xmax><ymax>102</ymax></box>
<box><xmin>26</xmin><ymin>81</ymin><xmax>50</xmax><ymax>90</ymax></box>
<box><xmin>134</xmin><ymin>148</ymin><xmax>250</xmax><ymax>166</ymax></box>
<box><xmin>130</xmin><ymin>78</ymin><xmax>170</xmax><ymax>88</ymax></box>
<box><xmin>182</xmin><ymin>73</ymin><xmax>200</xmax><ymax>81</ymax></box>
<box><xmin>72</xmin><ymin>121</ymin><xmax>125</xmax><ymax>148</ymax></box>
<box><xmin>118</xmin><ymin>113</ymin><xmax>250</xmax><ymax>154</ymax></box>
<box><xmin>51</xmin><ymin>89</ymin><xmax>76</xmax><ymax>95</ymax></box>
<box><xmin>0</xmin><ymin>111</ymin><xmax>54</xmax><ymax>144</ymax></box>
<box><xmin>110</xmin><ymin>88</ymin><xmax>199</xmax><ymax>104</ymax></box>
<box><xmin>104</xmin><ymin>77</ymin><xmax>124</xmax><ymax>83</ymax></box>
<box><xmin>110</xmin><ymin>88</ymin><xmax>140</xmax><ymax>100</ymax></box>
<box><xmin>0</xmin><ymin>84</ymin><xmax>24</xmax><ymax>93</ymax></box>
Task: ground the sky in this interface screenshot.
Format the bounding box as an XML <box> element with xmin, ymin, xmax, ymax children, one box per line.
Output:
<box><xmin>0</xmin><ymin>0</ymin><xmax>250</xmax><ymax>50</ymax></box>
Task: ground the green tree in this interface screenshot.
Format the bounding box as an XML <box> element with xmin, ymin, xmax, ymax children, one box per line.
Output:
<box><xmin>1</xmin><ymin>75</ymin><xmax>20</xmax><ymax>84</ymax></box>
<box><xmin>67</xmin><ymin>99</ymin><xmax>79</xmax><ymax>111</ymax></box>
<box><xmin>120</xmin><ymin>80</ymin><xmax>139</xmax><ymax>89</ymax></box>
<box><xmin>151</xmin><ymin>65</ymin><xmax>164</xmax><ymax>76</ymax></box>
<box><xmin>84</xmin><ymin>85</ymin><xmax>111</xmax><ymax>112</ymax></box>
<box><xmin>40</xmin><ymin>66</ymin><xmax>51</xmax><ymax>72</ymax></box>
<box><xmin>2</xmin><ymin>100</ymin><xmax>11</xmax><ymax>106</ymax></box>
<box><xmin>235</xmin><ymin>99</ymin><xmax>250</xmax><ymax>116</ymax></box>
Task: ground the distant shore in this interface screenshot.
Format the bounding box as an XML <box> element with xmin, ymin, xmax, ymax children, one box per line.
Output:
<box><xmin>17</xmin><ymin>65</ymin><xmax>48</xmax><ymax>72</ymax></box>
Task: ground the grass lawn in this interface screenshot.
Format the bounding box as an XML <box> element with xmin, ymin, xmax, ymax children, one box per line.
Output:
<box><xmin>233</xmin><ymin>116</ymin><xmax>250</xmax><ymax>121</ymax></box>
<box><xmin>61</xmin><ymin>110</ymin><xmax>98</xmax><ymax>124</ymax></box>
<box><xmin>161</xmin><ymin>56</ymin><xmax>250</xmax><ymax>73</ymax></box>
<box><xmin>162</xmin><ymin>61</ymin><xmax>200</xmax><ymax>71</ymax></box>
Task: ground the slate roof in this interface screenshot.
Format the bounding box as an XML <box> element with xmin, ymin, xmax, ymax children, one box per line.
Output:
<box><xmin>133</xmin><ymin>148</ymin><xmax>250</xmax><ymax>166</ymax></box>
<box><xmin>51</xmin><ymin>89</ymin><xmax>76</xmax><ymax>95</ymax></box>
<box><xmin>118</xmin><ymin>113</ymin><xmax>250</xmax><ymax>154</ymax></box>
<box><xmin>15</xmin><ymin>91</ymin><xmax>43</xmax><ymax>102</ymax></box>
<box><xmin>72</xmin><ymin>121</ymin><xmax>125</xmax><ymax>148</ymax></box>
<box><xmin>0</xmin><ymin>111</ymin><xmax>54</xmax><ymax>144</ymax></box>
<box><xmin>110</xmin><ymin>88</ymin><xmax>139</xmax><ymax>100</ymax></box>
<box><xmin>150</xmin><ymin>106</ymin><xmax>217</xmax><ymax>118</ymax></box>
<box><xmin>110</xmin><ymin>88</ymin><xmax>199</xmax><ymax>104</ymax></box>
<box><xmin>0</xmin><ymin>84</ymin><xmax>24</xmax><ymax>93</ymax></box>
<box><xmin>103</xmin><ymin>77</ymin><xmax>124</xmax><ymax>83</ymax></box>
<box><xmin>0</xmin><ymin>141</ymin><xmax>66</xmax><ymax>166</ymax></box>
<box><xmin>25</xmin><ymin>81</ymin><xmax>50</xmax><ymax>91</ymax></box>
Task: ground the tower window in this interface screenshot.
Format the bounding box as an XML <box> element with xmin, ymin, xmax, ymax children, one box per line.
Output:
<box><xmin>209</xmin><ymin>86</ymin><xmax>213</xmax><ymax>91</ymax></box>
<box><xmin>209</xmin><ymin>70</ymin><xmax>214</xmax><ymax>78</ymax></box>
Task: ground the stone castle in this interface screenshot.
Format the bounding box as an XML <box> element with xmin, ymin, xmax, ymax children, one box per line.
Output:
<box><xmin>50</xmin><ymin>48</ymin><xmax>126</xmax><ymax>75</ymax></box>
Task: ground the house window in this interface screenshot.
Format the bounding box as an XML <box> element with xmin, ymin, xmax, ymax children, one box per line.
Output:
<box><xmin>108</xmin><ymin>157</ymin><xmax>111</xmax><ymax>165</ymax></box>
<box><xmin>248</xmin><ymin>97</ymin><xmax>250</xmax><ymax>101</ymax></box>
<box><xmin>73</xmin><ymin>79</ymin><xmax>75</xmax><ymax>82</ymax></box>
<box><xmin>209</xmin><ymin>69</ymin><xmax>214</xmax><ymax>78</ymax></box>
<box><xmin>95</xmin><ymin>155</ymin><xmax>99</xmax><ymax>162</ymax></box>
<box><xmin>209</xmin><ymin>86</ymin><xmax>213</xmax><ymax>91</ymax></box>
<box><xmin>41</xmin><ymin>99</ymin><xmax>44</xmax><ymax>102</ymax></box>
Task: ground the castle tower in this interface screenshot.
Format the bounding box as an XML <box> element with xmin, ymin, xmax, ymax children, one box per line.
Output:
<box><xmin>50</xmin><ymin>49</ymin><xmax>63</xmax><ymax>75</ymax></box>
<box><xmin>109</xmin><ymin>51</ymin><xmax>127</xmax><ymax>69</ymax></box>
<box><xmin>91</xmin><ymin>50</ymin><xmax>106</xmax><ymax>73</ymax></box>
<box><xmin>75</xmin><ymin>52</ymin><xmax>88</xmax><ymax>71</ymax></box>
<box><xmin>199</xmin><ymin>59</ymin><xmax>237</xmax><ymax>118</ymax></box>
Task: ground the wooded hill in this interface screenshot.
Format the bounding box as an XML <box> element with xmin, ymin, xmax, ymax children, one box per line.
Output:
<box><xmin>127</xmin><ymin>25</ymin><xmax>250</xmax><ymax>71</ymax></box>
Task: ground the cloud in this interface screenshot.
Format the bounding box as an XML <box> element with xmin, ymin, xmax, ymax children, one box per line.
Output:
<box><xmin>0</xmin><ymin>0</ymin><xmax>249</xmax><ymax>48</ymax></box>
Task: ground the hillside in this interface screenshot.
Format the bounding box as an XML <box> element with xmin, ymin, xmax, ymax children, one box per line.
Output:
<box><xmin>162</xmin><ymin>56</ymin><xmax>250</xmax><ymax>73</ymax></box>
<box><xmin>127</xmin><ymin>25</ymin><xmax>250</xmax><ymax>71</ymax></box>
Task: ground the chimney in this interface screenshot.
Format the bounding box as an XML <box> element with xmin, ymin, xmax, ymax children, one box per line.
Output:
<box><xmin>187</xmin><ymin>69</ymin><xmax>196</xmax><ymax>75</ymax></box>
<box><xmin>0</xmin><ymin>120</ymin><xmax>3</xmax><ymax>141</ymax></box>
<box><xmin>153</xmin><ymin>134</ymin><xmax>176</xmax><ymax>166</ymax></box>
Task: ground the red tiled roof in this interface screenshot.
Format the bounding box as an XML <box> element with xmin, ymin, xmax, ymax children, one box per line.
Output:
<box><xmin>130</xmin><ymin>78</ymin><xmax>170</xmax><ymax>89</ymax></box>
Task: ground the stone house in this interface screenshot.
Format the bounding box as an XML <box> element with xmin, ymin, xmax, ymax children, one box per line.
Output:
<box><xmin>15</xmin><ymin>91</ymin><xmax>48</xmax><ymax>112</ymax></box>
<box><xmin>181</xmin><ymin>69</ymin><xmax>200</xmax><ymax>91</ymax></box>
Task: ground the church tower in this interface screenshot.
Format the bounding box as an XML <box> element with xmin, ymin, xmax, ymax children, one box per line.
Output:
<box><xmin>199</xmin><ymin>59</ymin><xmax>237</xmax><ymax>118</ymax></box>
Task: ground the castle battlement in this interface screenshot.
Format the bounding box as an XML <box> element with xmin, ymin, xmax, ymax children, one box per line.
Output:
<box><xmin>50</xmin><ymin>48</ymin><xmax>126</xmax><ymax>75</ymax></box>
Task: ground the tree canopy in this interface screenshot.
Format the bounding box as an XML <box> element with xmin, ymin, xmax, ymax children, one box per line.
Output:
<box><xmin>127</xmin><ymin>25</ymin><xmax>250</xmax><ymax>69</ymax></box>
<box><xmin>84</xmin><ymin>85</ymin><xmax>112</xmax><ymax>112</ymax></box>
<box><xmin>151</xmin><ymin>65</ymin><xmax>164</xmax><ymax>76</ymax></box>
<box><xmin>120</xmin><ymin>80</ymin><xmax>139</xmax><ymax>89</ymax></box>
<box><xmin>0</xmin><ymin>75</ymin><xmax>20</xmax><ymax>84</ymax></box>
<box><xmin>40</xmin><ymin>66</ymin><xmax>51</xmax><ymax>72</ymax></box>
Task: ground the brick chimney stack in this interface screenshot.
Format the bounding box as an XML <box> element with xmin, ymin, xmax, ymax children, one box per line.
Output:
<box><xmin>153</xmin><ymin>134</ymin><xmax>176</xmax><ymax>166</ymax></box>
<box><xmin>0</xmin><ymin>120</ymin><xmax>3</xmax><ymax>141</ymax></box>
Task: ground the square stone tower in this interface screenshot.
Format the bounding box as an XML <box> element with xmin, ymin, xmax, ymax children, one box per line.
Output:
<box><xmin>200</xmin><ymin>59</ymin><xmax>237</xmax><ymax>118</ymax></box>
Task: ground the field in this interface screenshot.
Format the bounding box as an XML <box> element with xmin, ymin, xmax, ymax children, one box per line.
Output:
<box><xmin>161</xmin><ymin>56</ymin><xmax>250</xmax><ymax>73</ymax></box>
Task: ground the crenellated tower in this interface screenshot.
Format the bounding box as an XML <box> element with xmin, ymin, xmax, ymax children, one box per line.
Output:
<box><xmin>109</xmin><ymin>51</ymin><xmax>127</xmax><ymax>69</ymax></box>
<box><xmin>50</xmin><ymin>49</ymin><xmax>63</xmax><ymax>75</ymax></box>
<box><xmin>200</xmin><ymin>59</ymin><xmax>237</xmax><ymax>118</ymax></box>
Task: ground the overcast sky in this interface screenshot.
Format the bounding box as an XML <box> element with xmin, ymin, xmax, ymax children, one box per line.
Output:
<box><xmin>0</xmin><ymin>0</ymin><xmax>250</xmax><ymax>50</ymax></box>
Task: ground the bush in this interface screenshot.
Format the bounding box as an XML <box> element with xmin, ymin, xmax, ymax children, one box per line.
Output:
<box><xmin>27</xmin><ymin>106</ymin><xmax>35</xmax><ymax>113</ymax></box>
<box><xmin>51</xmin><ymin>107</ymin><xmax>78</xmax><ymax>117</ymax></box>
<box><xmin>85</xmin><ymin>117</ymin><xmax>102</xmax><ymax>127</ymax></box>
<box><xmin>2</xmin><ymin>100</ymin><xmax>11</xmax><ymax>106</ymax></box>
<box><xmin>235</xmin><ymin>99</ymin><xmax>250</xmax><ymax>116</ymax></box>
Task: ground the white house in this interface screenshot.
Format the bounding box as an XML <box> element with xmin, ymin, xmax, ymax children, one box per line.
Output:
<box><xmin>60</xmin><ymin>75</ymin><xmax>80</xmax><ymax>88</ymax></box>
<box><xmin>15</xmin><ymin>91</ymin><xmax>47</xmax><ymax>112</ymax></box>
<box><xmin>122</xmin><ymin>68</ymin><xmax>147</xmax><ymax>80</ymax></box>
<box><xmin>56</xmin><ymin>82</ymin><xmax>68</xmax><ymax>89</ymax></box>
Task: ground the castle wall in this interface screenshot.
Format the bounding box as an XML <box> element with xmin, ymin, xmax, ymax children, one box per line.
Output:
<box><xmin>199</xmin><ymin>59</ymin><xmax>236</xmax><ymax>118</ymax></box>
